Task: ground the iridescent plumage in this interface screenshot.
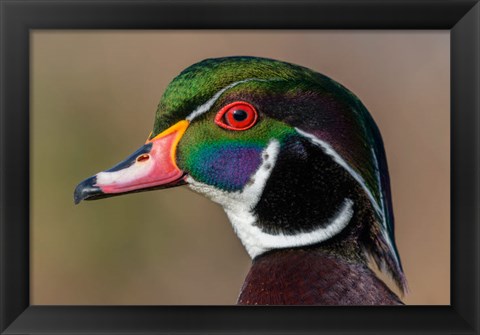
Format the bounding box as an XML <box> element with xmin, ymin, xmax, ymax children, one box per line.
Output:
<box><xmin>75</xmin><ymin>56</ymin><xmax>407</xmax><ymax>303</ymax></box>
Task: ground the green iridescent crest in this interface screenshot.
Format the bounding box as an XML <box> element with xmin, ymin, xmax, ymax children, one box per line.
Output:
<box><xmin>151</xmin><ymin>57</ymin><xmax>320</xmax><ymax>135</ymax></box>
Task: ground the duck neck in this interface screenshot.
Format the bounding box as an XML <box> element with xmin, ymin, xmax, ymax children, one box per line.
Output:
<box><xmin>237</xmin><ymin>244</ymin><xmax>402</xmax><ymax>305</ymax></box>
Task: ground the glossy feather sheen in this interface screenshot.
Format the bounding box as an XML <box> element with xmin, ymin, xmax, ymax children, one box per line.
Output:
<box><xmin>74</xmin><ymin>56</ymin><xmax>407</xmax><ymax>305</ymax></box>
<box><xmin>155</xmin><ymin>57</ymin><xmax>385</xmax><ymax>226</ymax></box>
<box><xmin>238</xmin><ymin>247</ymin><xmax>403</xmax><ymax>305</ymax></box>
<box><xmin>165</xmin><ymin>57</ymin><xmax>405</xmax><ymax>293</ymax></box>
<box><xmin>186</xmin><ymin>143</ymin><xmax>263</xmax><ymax>191</ymax></box>
<box><xmin>177</xmin><ymin>118</ymin><xmax>296</xmax><ymax>191</ymax></box>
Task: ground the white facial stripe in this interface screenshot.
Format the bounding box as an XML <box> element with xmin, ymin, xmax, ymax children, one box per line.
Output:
<box><xmin>371</xmin><ymin>148</ymin><xmax>400</xmax><ymax>267</ymax></box>
<box><xmin>295</xmin><ymin>128</ymin><xmax>383</xmax><ymax>217</ymax></box>
<box><xmin>296</xmin><ymin>128</ymin><xmax>401</xmax><ymax>268</ymax></box>
<box><xmin>185</xmin><ymin>140</ymin><xmax>280</xmax><ymax>211</ymax></box>
<box><xmin>226</xmin><ymin>198</ymin><xmax>353</xmax><ymax>258</ymax></box>
<box><xmin>185</xmin><ymin>140</ymin><xmax>354</xmax><ymax>259</ymax></box>
<box><xmin>185</xmin><ymin>140</ymin><xmax>279</xmax><ymax>257</ymax></box>
<box><xmin>371</xmin><ymin>147</ymin><xmax>385</xmax><ymax>219</ymax></box>
<box><xmin>186</xmin><ymin>78</ymin><xmax>266</xmax><ymax>122</ymax></box>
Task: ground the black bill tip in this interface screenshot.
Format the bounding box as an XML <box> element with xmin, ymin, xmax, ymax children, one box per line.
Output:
<box><xmin>74</xmin><ymin>176</ymin><xmax>103</xmax><ymax>204</ymax></box>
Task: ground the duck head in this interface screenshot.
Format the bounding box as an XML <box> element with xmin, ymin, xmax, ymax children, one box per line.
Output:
<box><xmin>74</xmin><ymin>56</ymin><xmax>406</xmax><ymax>293</ymax></box>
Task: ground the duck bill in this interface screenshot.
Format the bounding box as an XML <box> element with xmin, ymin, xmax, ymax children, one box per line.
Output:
<box><xmin>74</xmin><ymin>120</ymin><xmax>189</xmax><ymax>204</ymax></box>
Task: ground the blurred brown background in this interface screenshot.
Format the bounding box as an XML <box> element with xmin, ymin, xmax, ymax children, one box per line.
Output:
<box><xmin>31</xmin><ymin>31</ymin><xmax>450</xmax><ymax>305</ymax></box>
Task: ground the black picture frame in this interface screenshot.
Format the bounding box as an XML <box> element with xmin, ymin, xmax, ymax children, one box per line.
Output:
<box><xmin>1</xmin><ymin>0</ymin><xmax>479</xmax><ymax>334</ymax></box>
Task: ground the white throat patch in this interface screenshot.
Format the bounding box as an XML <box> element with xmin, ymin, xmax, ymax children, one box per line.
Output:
<box><xmin>185</xmin><ymin>139</ymin><xmax>354</xmax><ymax>259</ymax></box>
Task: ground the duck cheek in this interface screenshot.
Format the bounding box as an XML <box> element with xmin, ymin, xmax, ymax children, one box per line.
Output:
<box><xmin>187</xmin><ymin>145</ymin><xmax>264</xmax><ymax>192</ymax></box>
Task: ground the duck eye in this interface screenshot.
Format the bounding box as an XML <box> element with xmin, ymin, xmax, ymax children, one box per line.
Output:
<box><xmin>215</xmin><ymin>101</ymin><xmax>258</xmax><ymax>131</ymax></box>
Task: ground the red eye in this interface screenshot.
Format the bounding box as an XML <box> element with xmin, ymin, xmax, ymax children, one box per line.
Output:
<box><xmin>215</xmin><ymin>101</ymin><xmax>258</xmax><ymax>131</ymax></box>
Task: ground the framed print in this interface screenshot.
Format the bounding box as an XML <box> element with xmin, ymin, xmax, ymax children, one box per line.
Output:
<box><xmin>30</xmin><ymin>30</ymin><xmax>449</xmax><ymax>307</ymax></box>
<box><xmin>1</xmin><ymin>1</ymin><xmax>479</xmax><ymax>334</ymax></box>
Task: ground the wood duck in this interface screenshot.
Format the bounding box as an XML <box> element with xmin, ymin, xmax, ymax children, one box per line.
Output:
<box><xmin>74</xmin><ymin>56</ymin><xmax>407</xmax><ymax>305</ymax></box>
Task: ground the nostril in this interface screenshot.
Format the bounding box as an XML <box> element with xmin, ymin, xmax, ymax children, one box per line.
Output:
<box><xmin>137</xmin><ymin>154</ymin><xmax>150</xmax><ymax>162</ymax></box>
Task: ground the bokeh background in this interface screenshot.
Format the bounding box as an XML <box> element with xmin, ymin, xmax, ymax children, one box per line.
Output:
<box><xmin>31</xmin><ymin>31</ymin><xmax>450</xmax><ymax>305</ymax></box>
